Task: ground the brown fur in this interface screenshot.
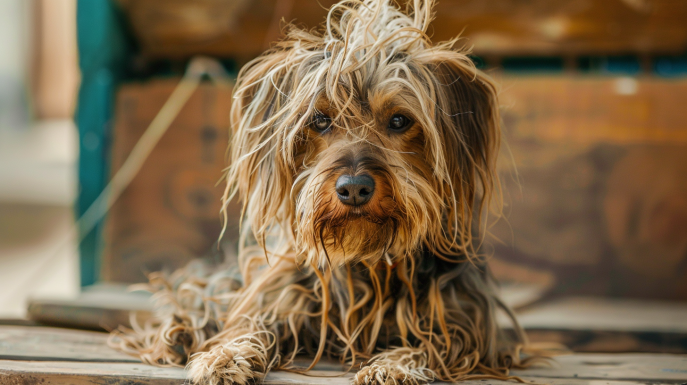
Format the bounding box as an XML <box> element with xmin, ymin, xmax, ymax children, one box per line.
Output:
<box><xmin>110</xmin><ymin>1</ymin><xmax>533</xmax><ymax>383</ymax></box>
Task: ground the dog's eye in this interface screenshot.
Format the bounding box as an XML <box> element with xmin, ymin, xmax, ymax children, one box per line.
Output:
<box><xmin>311</xmin><ymin>114</ymin><xmax>332</xmax><ymax>133</ymax></box>
<box><xmin>387</xmin><ymin>114</ymin><xmax>412</xmax><ymax>133</ymax></box>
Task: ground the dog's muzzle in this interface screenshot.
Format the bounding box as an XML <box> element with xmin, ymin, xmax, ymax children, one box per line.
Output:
<box><xmin>336</xmin><ymin>174</ymin><xmax>375</xmax><ymax>206</ymax></box>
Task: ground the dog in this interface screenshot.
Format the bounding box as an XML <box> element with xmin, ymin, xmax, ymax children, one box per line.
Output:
<box><xmin>110</xmin><ymin>0</ymin><xmax>531</xmax><ymax>383</ymax></box>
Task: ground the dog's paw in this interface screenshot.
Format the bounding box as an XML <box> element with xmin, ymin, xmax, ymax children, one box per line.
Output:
<box><xmin>354</xmin><ymin>363</ymin><xmax>431</xmax><ymax>385</ymax></box>
<box><xmin>186</xmin><ymin>337</ymin><xmax>269</xmax><ymax>385</ymax></box>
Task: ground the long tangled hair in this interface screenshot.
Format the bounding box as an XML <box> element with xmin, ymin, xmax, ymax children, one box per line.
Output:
<box><xmin>110</xmin><ymin>0</ymin><xmax>533</xmax><ymax>384</ymax></box>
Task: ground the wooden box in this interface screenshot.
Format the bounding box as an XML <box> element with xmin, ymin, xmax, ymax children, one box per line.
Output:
<box><xmin>116</xmin><ymin>0</ymin><xmax>687</xmax><ymax>60</ymax></box>
<box><xmin>490</xmin><ymin>75</ymin><xmax>687</xmax><ymax>300</ymax></box>
<box><xmin>103</xmin><ymin>76</ymin><xmax>687</xmax><ymax>299</ymax></box>
<box><xmin>103</xmin><ymin>79</ymin><xmax>241</xmax><ymax>283</ymax></box>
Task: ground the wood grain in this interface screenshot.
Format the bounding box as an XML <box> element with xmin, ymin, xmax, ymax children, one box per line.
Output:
<box><xmin>27</xmin><ymin>283</ymin><xmax>153</xmax><ymax>331</ymax></box>
<box><xmin>490</xmin><ymin>76</ymin><xmax>687</xmax><ymax>300</ymax></box>
<box><xmin>1</xmin><ymin>326</ymin><xmax>686</xmax><ymax>383</ymax></box>
<box><xmin>513</xmin><ymin>353</ymin><xmax>687</xmax><ymax>382</ymax></box>
<box><xmin>0</xmin><ymin>360</ymin><xmax>186</xmax><ymax>385</ymax></box>
<box><xmin>507</xmin><ymin>297</ymin><xmax>687</xmax><ymax>353</ymax></box>
<box><xmin>1</xmin><ymin>355</ymin><xmax>686</xmax><ymax>385</ymax></box>
<box><xmin>104</xmin><ymin>79</ymin><xmax>241</xmax><ymax>283</ymax></box>
<box><xmin>516</xmin><ymin>297</ymin><xmax>687</xmax><ymax>333</ymax></box>
<box><xmin>116</xmin><ymin>0</ymin><xmax>687</xmax><ymax>59</ymax></box>
<box><xmin>0</xmin><ymin>326</ymin><xmax>136</xmax><ymax>363</ymax></box>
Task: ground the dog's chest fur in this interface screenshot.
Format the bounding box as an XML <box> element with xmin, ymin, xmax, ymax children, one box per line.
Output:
<box><xmin>266</xmin><ymin>252</ymin><xmax>487</xmax><ymax>359</ymax></box>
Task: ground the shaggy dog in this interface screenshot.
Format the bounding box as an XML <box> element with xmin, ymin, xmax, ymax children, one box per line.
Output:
<box><xmin>111</xmin><ymin>0</ymin><xmax>532</xmax><ymax>383</ymax></box>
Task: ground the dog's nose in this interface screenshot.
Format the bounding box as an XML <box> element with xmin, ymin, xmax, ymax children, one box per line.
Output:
<box><xmin>336</xmin><ymin>174</ymin><xmax>375</xmax><ymax>206</ymax></box>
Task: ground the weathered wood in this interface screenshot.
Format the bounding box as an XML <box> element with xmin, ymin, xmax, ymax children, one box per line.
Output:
<box><xmin>0</xmin><ymin>326</ymin><xmax>137</xmax><ymax>363</ymax></box>
<box><xmin>511</xmin><ymin>353</ymin><xmax>687</xmax><ymax>382</ymax></box>
<box><xmin>27</xmin><ymin>283</ymin><xmax>152</xmax><ymax>331</ymax></box>
<box><xmin>0</xmin><ymin>360</ymin><xmax>187</xmax><ymax>385</ymax></box>
<box><xmin>526</xmin><ymin>329</ymin><xmax>687</xmax><ymax>355</ymax></box>
<box><xmin>1</xmin><ymin>355</ymin><xmax>686</xmax><ymax>385</ymax></box>
<box><xmin>490</xmin><ymin>75</ymin><xmax>687</xmax><ymax>300</ymax></box>
<box><xmin>2</xmin><ymin>325</ymin><xmax>687</xmax><ymax>383</ymax></box>
<box><xmin>498</xmin><ymin>76</ymin><xmax>687</xmax><ymax>144</ymax></box>
<box><xmin>24</xmin><ymin>288</ymin><xmax>687</xmax><ymax>354</ymax></box>
<box><xmin>0</xmin><ymin>319</ymin><xmax>38</xmax><ymax>327</ymax></box>
<box><xmin>517</xmin><ymin>297</ymin><xmax>687</xmax><ymax>333</ymax></box>
<box><xmin>25</xmin><ymin>282</ymin><xmax>543</xmax><ymax>333</ymax></box>
<box><xmin>1</xmin><ymin>324</ymin><xmax>686</xmax><ymax>383</ymax></box>
<box><xmin>104</xmin><ymin>79</ymin><xmax>241</xmax><ymax>283</ymax></box>
<box><xmin>508</xmin><ymin>297</ymin><xmax>687</xmax><ymax>353</ymax></box>
<box><xmin>116</xmin><ymin>0</ymin><xmax>687</xmax><ymax>59</ymax></box>
<box><xmin>104</xmin><ymin>73</ymin><xmax>687</xmax><ymax>302</ymax></box>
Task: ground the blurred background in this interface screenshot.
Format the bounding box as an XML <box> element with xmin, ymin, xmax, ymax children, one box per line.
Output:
<box><xmin>0</xmin><ymin>0</ymin><xmax>686</xmax><ymax>351</ymax></box>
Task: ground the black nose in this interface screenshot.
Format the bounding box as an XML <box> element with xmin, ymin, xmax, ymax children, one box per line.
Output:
<box><xmin>336</xmin><ymin>174</ymin><xmax>375</xmax><ymax>206</ymax></box>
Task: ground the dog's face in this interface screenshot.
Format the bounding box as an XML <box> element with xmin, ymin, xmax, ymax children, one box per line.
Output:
<box><xmin>225</xmin><ymin>0</ymin><xmax>499</xmax><ymax>268</ymax></box>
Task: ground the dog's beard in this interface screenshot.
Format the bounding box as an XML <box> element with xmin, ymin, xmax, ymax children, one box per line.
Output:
<box><xmin>293</xmin><ymin>154</ymin><xmax>439</xmax><ymax>268</ymax></box>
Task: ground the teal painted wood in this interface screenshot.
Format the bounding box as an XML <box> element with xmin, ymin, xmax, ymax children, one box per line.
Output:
<box><xmin>75</xmin><ymin>0</ymin><xmax>133</xmax><ymax>286</ymax></box>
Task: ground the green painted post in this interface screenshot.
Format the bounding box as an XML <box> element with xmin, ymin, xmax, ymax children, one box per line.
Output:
<box><xmin>75</xmin><ymin>0</ymin><xmax>133</xmax><ymax>286</ymax></box>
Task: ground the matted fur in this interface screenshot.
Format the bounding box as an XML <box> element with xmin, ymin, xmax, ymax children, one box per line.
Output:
<box><xmin>110</xmin><ymin>0</ymin><xmax>535</xmax><ymax>383</ymax></box>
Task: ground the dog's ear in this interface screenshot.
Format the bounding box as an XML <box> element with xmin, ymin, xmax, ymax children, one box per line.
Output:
<box><xmin>426</xmin><ymin>55</ymin><xmax>500</xmax><ymax>257</ymax></box>
<box><xmin>224</xmin><ymin>49</ymin><xmax>296</xmax><ymax>244</ymax></box>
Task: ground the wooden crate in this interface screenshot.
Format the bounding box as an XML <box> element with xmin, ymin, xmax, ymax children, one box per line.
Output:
<box><xmin>102</xmin><ymin>75</ymin><xmax>687</xmax><ymax>299</ymax></box>
<box><xmin>103</xmin><ymin>79</ymin><xmax>241</xmax><ymax>283</ymax></box>
<box><xmin>116</xmin><ymin>0</ymin><xmax>687</xmax><ymax>60</ymax></box>
<box><xmin>489</xmin><ymin>75</ymin><xmax>687</xmax><ymax>300</ymax></box>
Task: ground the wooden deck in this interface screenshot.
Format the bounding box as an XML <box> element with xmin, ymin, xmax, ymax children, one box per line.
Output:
<box><xmin>0</xmin><ymin>325</ymin><xmax>686</xmax><ymax>384</ymax></box>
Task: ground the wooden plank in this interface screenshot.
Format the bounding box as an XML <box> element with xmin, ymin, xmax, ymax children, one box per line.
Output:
<box><xmin>25</xmin><ymin>283</ymin><xmax>541</xmax><ymax>333</ymax></box>
<box><xmin>0</xmin><ymin>319</ymin><xmax>38</xmax><ymax>327</ymax></box>
<box><xmin>116</xmin><ymin>0</ymin><xmax>687</xmax><ymax>59</ymax></box>
<box><xmin>503</xmin><ymin>297</ymin><xmax>687</xmax><ymax>353</ymax></box>
<box><xmin>0</xmin><ymin>360</ymin><xmax>186</xmax><ymax>385</ymax></box>
<box><xmin>432</xmin><ymin>0</ymin><xmax>687</xmax><ymax>56</ymax></box>
<box><xmin>25</xmin><ymin>289</ymin><xmax>686</xmax><ymax>354</ymax></box>
<box><xmin>1</xmin><ymin>325</ymin><xmax>686</xmax><ymax>382</ymax></box>
<box><xmin>0</xmin><ymin>326</ymin><xmax>137</xmax><ymax>363</ymax></box>
<box><xmin>498</xmin><ymin>76</ymin><xmax>687</xmax><ymax>145</ymax></box>
<box><xmin>104</xmin><ymin>79</ymin><xmax>241</xmax><ymax>283</ymax></box>
<box><xmin>526</xmin><ymin>329</ymin><xmax>687</xmax><ymax>354</ymax></box>
<box><xmin>1</xmin><ymin>324</ymin><xmax>685</xmax><ymax>383</ymax></box>
<box><xmin>489</xmin><ymin>76</ymin><xmax>687</xmax><ymax>300</ymax></box>
<box><xmin>516</xmin><ymin>297</ymin><xmax>687</xmax><ymax>333</ymax></box>
<box><xmin>27</xmin><ymin>283</ymin><xmax>152</xmax><ymax>331</ymax></box>
<box><xmin>511</xmin><ymin>353</ymin><xmax>687</xmax><ymax>382</ymax></box>
<box><xmin>0</xmin><ymin>360</ymin><xmax>352</xmax><ymax>385</ymax></box>
<box><xmin>1</xmin><ymin>356</ymin><xmax>684</xmax><ymax>385</ymax></box>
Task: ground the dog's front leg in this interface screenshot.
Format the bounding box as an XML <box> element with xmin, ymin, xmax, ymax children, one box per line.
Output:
<box><xmin>186</xmin><ymin>325</ymin><xmax>273</xmax><ymax>385</ymax></box>
<box><xmin>354</xmin><ymin>347</ymin><xmax>435</xmax><ymax>385</ymax></box>
<box><xmin>184</xmin><ymin>260</ymin><xmax>308</xmax><ymax>384</ymax></box>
